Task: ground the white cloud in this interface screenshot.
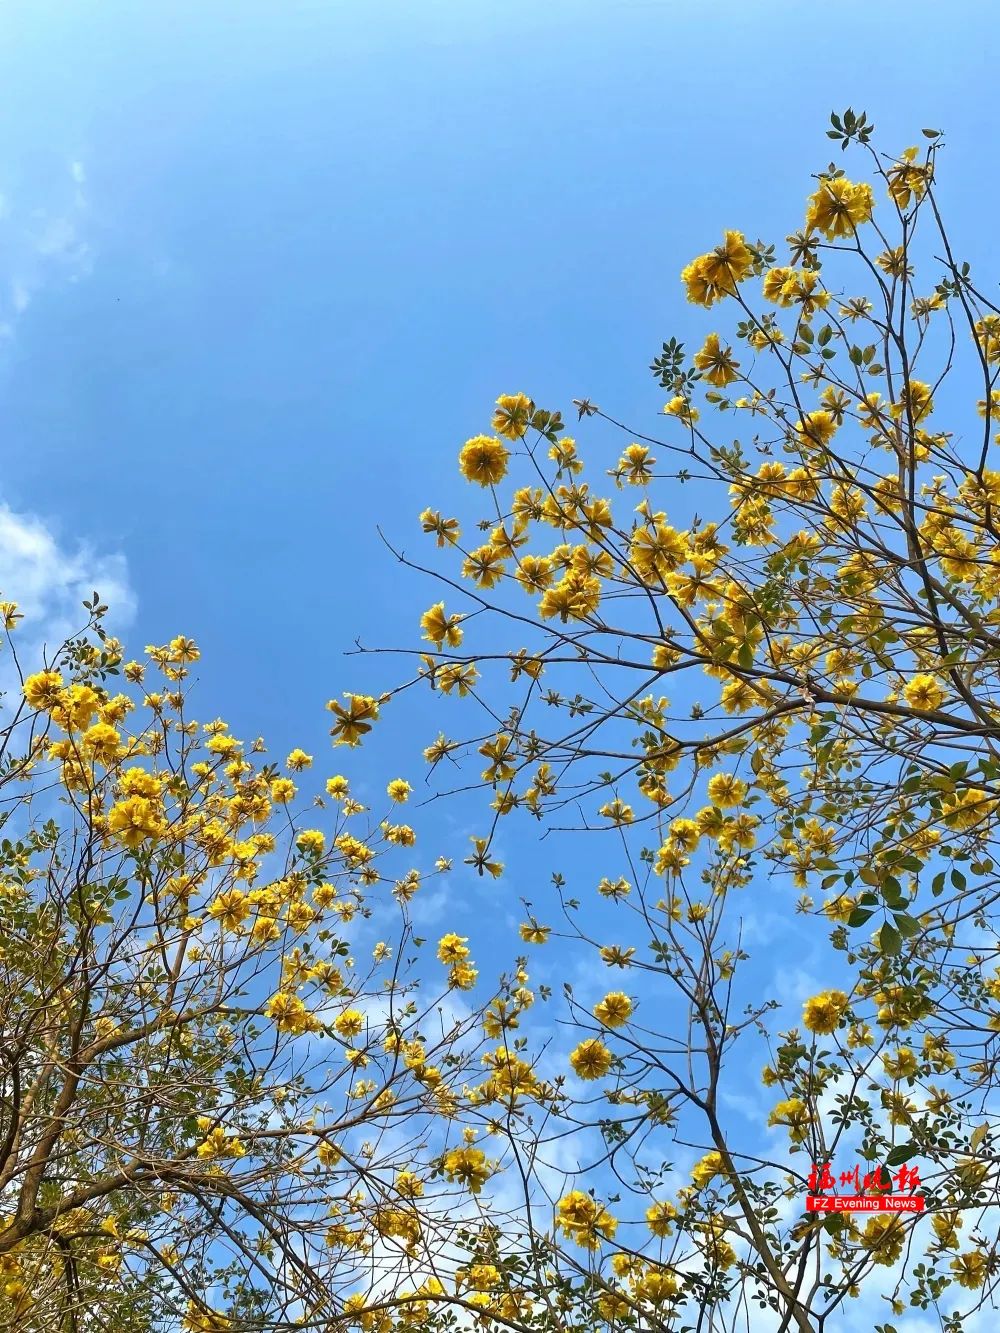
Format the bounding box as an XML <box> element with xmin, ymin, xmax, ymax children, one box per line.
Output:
<box><xmin>408</xmin><ymin>880</ymin><xmax>451</xmax><ymax>926</ymax></box>
<box><xmin>0</xmin><ymin>501</ymin><xmax>135</xmax><ymax>688</ymax></box>
<box><xmin>0</xmin><ymin>158</ymin><xmax>93</xmax><ymax>332</ymax></box>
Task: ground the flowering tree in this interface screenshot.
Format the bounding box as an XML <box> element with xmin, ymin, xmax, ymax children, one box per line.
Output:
<box><xmin>8</xmin><ymin>110</ymin><xmax>1000</xmax><ymax>1333</ymax></box>
<box><xmin>336</xmin><ymin>112</ymin><xmax>1000</xmax><ymax>1332</ymax></box>
<box><xmin>0</xmin><ymin>617</ymin><xmax>537</xmax><ymax>1331</ymax></box>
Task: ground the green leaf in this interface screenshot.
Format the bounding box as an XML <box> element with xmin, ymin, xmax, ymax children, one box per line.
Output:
<box><xmin>881</xmin><ymin>874</ymin><xmax>904</xmax><ymax>904</ymax></box>
<box><xmin>893</xmin><ymin>913</ymin><xmax>921</xmax><ymax>939</ymax></box>
<box><xmin>886</xmin><ymin>1143</ymin><xmax>918</xmax><ymax>1166</ymax></box>
<box><xmin>879</xmin><ymin>921</ymin><xmax>902</xmax><ymax>956</ymax></box>
<box><xmin>847</xmin><ymin>908</ymin><xmax>875</xmax><ymax>928</ymax></box>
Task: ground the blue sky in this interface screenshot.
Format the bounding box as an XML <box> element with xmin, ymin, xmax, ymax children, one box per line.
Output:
<box><xmin>1</xmin><ymin>8</ymin><xmax>999</xmax><ymax>1312</ymax></box>
<box><xmin>4</xmin><ymin>0</ymin><xmax>999</xmax><ymax>746</ymax></box>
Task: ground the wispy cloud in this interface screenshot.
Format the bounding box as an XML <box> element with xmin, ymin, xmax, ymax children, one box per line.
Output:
<box><xmin>0</xmin><ymin>157</ymin><xmax>93</xmax><ymax>337</ymax></box>
<box><xmin>0</xmin><ymin>501</ymin><xmax>135</xmax><ymax>691</ymax></box>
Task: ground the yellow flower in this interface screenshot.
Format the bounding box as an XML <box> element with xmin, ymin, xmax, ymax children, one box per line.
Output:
<box><xmin>891</xmin><ymin>378</ymin><xmax>934</xmax><ymax>423</ymax></box>
<box><xmin>205</xmin><ymin>733</ymin><xmax>240</xmax><ymax>757</ymax></box>
<box><xmin>767</xmin><ymin>1097</ymin><xmax>810</xmax><ymax>1142</ymax></box>
<box><xmin>663</xmin><ymin>394</ymin><xmax>699</xmax><ymax>425</ymax></box>
<box><xmin>682</xmin><ymin>230</ymin><xmax>753</xmax><ymax>307</ymax></box>
<box><xmin>168</xmin><ymin>635</ymin><xmax>201</xmax><ymax>663</ymax></box>
<box><xmin>931</xmin><ymin>1209</ymin><xmax>961</xmax><ymax>1249</ymax></box>
<box><xmin>951</xmin><ymin>1250</ymin><xmax>989</xmax><ymax>1290</ymax></box>
<box><xmin>823</xmin><ymin>894</ymin><xmax>856</xmax><ymax>925</ymax></box>
<box><xmin>459</xmin><ymin>435</ymin><xmax>510</xmax><ymax>486</ymax></box>
<box><xmin>882</xmin><ymin>1046</ymin><xmax>919</xmax><ymax>1079</ymax></box>
<box><xmin>691</xmin><ymin>1150</ymin><xmax>725</xmax><ymax>1189</ymax></box>
<box><xmin>694</xmin><ymin>331</ymin><xmax>740</xmax><ymax>387</ymax></box>
<box><xmin>492</xmin><ymin>392</ymin><xmax>533</xmax><ymax>439</ymax></box>
<box><xmin>270</xmin><ymin>777</ymin><xmax>297</xmax><ymax>804</ymax></box>
<box><xmin>860</xmin><ymin>1214</ymin><xmax>905</xmax><ymax>1266</ymax></box>
<box><xmin>616</xmin><ymin>442</ymin><xmax>655</xmax><ymax>485</ymax></box>
<box><xmin>51</xmin><ymin>683</ymin><xmax>101</xmax><ymax>731</ymax></box>
<box><xmin>420</xmin><ymin>602</ymin><xmax>464</xmax><ymax>649</ymax></box>
<box><xmin>519</xmin><ymin>922</ymin><xmax>551</xmax><ymax>944</ymax></box>
<box><xmin>334</xmin><ymin>1009</ymin><xmax>365</xmax><ymax>1039</ymax></box>
<box><xmin>600</xmin><ymin>945</ymin><xmax>635</xmax><ymax>967</ymax></box>
<box><xmin>296</xmin><ymin>829</ymin><xmax>325</xmax><ymax>856</ymax></box>
<box><xmin>395</xmin><ymin>1169</ymin><xmax>423</xmax><ymax>1197</ymax></box>
<box><xmin>942</xmin><ymin>787</ymin><xmax>994</xmax><ymax>830</ymax></box>
<box><xmin>599</xmin><ymin>798</ymin><xmax>634</xmax><ymax>825</ymax></box>
<box><xmin>327</xmin><ymin>694</ymin><xmax>381</xmax><ymax>747</ymax></box>
<box><xmin>317</xmin><ymin>1140</ymin><xmax>341</xmax><ymax>1167</ymax></box>
<box><xmin>974</xmin><ymin>315</ymin><xmax>1000</xmax><ymax>364</ymax></box>
<box><xmin>635</xmin><ymin>1268</ymin><xmax>679</xmax><ymax>1303</ymax></box>
<box><xmin>706</xmin><ymin>773</ymin><xmax>747</xmax><ymax>809</ymax></box>
<box><xmin>107</xmin><ymin>796</ymin><xmax>167</xmax><ymax>850</ymax></box>
<box><xmin>805</xmin><ymin>177</ymin><xmax>874</xmax><ymax>239</ymax></box>
<box><xmin>23</xmin><ymin>670</ymin><xmax>63</xmax><ymax>710</ymax></box>
<box><xmin>902</xmin><ymin>673</ymin><xmax>944</xmax><ymax>711</ymax></box>
<box><xmin>81</xmin><ymin>722</ymin><xmax>122</xmax><ymax>763</ymax></box>
<box><xmin>645</xmin><ymin>1199</ymin><xmax>677</xmax><ymax>1237</ymax></box>
<box><xmin>555</xmin><ymin>1190</ymin><xmax>617</xmax><ymax>1248</ymax></box>
<box><xmin>593</xmin><ymin>992</ymin><xmax>632</xmax><ymax>1028</ymax></box>
<box><xmin>669</xmin><ymin>817</ymin><xmax>700</xmax><ymax>852</ymax></box>
<box><xmin>116</xmin><ymin>773</ymin><xmax>159</xmax><ymax>799</ymax></box>
<box><xmin>762</xmin><ymin>265</ymin><xmax>798</xmax><ymax>306</ymax></box>
<box><xmin>570</xmin><ymin>1038</ymin><xmax>613</xmax><ymax>1080</ymax></box>
<box><xmin>802</xmin><ymin>989</ymin><xmax>849</xmax><ymax>1035</ymax></box>
<box><xmin>441</xmin><ymin>1146</ymin><xmax>492</xmax><ymax>1192</ymax></box>
<box><xmin>208</xmin><ymin>889</ymin><xmax>250</xmax><ymax>932</ymax></box>
<box><xmin>419</xmin><ymin>508</ymin><xmax>461</xmax><ymax>546</ymax></box>
<box><xmin>887</xmin><ymin>147</ymin><xmax>930</xmax><ymax>208</ymax></box>
<box><xmin>794</xmin><ymin>410</ymin><xmax>838</xmax><ymax>448</ymax></box>
<box><xmin>196</xmin><ymin>1127</ymin><xmax>246</xmax><ymax>1160</ymax></box>
<box><xmin>183</xmin><ymin>1302</ymin><xmax>232</xmax><ymax>1333</ymax></box>
<box><xmin>630</xmin><ymin>522</ymin><xmax>689</xmax><ymax>581</ymax></box>
<box><xmin>286</xmin><ymin>748</ymin><xmax>313</xmax><ymax>770</ymax></box>
<box><xmin>386</xmin><ymin>778</ymin><xmax>411</xmax><ymax>802</ymax></box>
<box><xmin>449</xmin><ymin>960</ymin><xmax>478</xmax><ymax>990</ymax></box>
<box><xmin>437</xmin><ymin>933</ymin><xmax>470</xmax><ymax>963</ymax></box>
<box><xmin>264</xmin><ymin>991</ymin><xmax>316</xmax><ymax>1036</ymax></box>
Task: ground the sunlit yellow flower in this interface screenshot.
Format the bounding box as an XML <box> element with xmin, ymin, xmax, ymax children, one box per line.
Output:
<box><xmin>459</xmin><ymin>434</ymin><xmax>509</xmax><ymax>486</ymax></box>
<box><xmin>570</xmin><ymin>1038</ymin><xmax>613</xmax><ymax>1080</ymax></box>
<box><xmin>802</xmin><ymin>990</ymin><xmax>849</xmax><ymax>1035</ymax></box>
<box><xmin>593</xmin><ymin>992</ymin><xmax>632</xmax><ymax>1028</ymax></box>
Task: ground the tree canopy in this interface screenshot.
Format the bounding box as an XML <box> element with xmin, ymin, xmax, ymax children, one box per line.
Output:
<box><xmin>4</xmin><ymin>113</ymin><xmax>1000</xmax><ymax>1333</ymax></box>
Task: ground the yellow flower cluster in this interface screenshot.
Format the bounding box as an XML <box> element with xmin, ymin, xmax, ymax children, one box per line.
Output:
<box><xmin>555</xmin><ymin>1190</ymin><xmax>617</xmax><ymax>1248</ymax></box>
<box><xmin>802</xmin><ymin>990</ymin><xmax>849</xmax><ymax>1035</ymax></box>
